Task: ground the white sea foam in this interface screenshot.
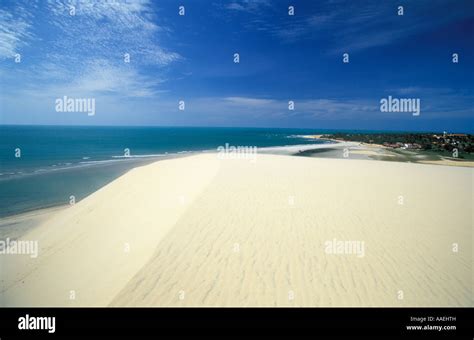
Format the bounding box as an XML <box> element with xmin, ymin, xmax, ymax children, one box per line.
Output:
<box><xmin>111</xmin><ymin>154</ymin><xmax>168</xmax><ymax>159</ymax></box>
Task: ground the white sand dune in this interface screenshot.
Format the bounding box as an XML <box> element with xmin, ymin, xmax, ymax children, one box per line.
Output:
<box><xmin>1</xmin><ymin>154</ymin><xmax>472</xmax><ymax>307</ymax></box>
<box><xmin>1</xmin><ymin>155</ymin><xmax>220</xmax><ymax>306</ymax></box>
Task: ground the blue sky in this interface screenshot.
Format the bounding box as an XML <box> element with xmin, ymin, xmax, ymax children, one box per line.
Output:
<box><xmin>0</xmin><ymin>0</ymin><xmax>473</xmax><ymax>132</ymax></box>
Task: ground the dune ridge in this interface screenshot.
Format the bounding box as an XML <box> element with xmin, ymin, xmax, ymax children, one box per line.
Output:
<box><xmin>1</xmin><ymin>155</ymin><xmax>220</xmax><ymax>306</ymax></box>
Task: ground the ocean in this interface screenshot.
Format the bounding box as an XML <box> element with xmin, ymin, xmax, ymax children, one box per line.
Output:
<box><xmin>0</xmin><ymin>125</ymin><xmax>332</xmax><ymax>217</ymax></box>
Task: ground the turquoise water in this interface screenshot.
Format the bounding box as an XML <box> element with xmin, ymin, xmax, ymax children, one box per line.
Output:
<box><xmin>0</xmin><ymin>125</ymin><xmax>333</xmax><ymax>217</ymax></box>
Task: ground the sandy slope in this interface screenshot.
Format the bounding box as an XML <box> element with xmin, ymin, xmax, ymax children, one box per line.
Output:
<box><xmin>1</xmin><ymin>155</ymin><xmax>220</xmax><ymax>306</ymax></box>
<box><xmin>1</xmin><ymin>154</ymin><xmax>472</xmax><ymax>306</ymax></box>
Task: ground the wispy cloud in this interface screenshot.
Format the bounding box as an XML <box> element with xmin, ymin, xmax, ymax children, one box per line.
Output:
<box><xmin>0</xmin><ymin>6</ymin><xmax>34</xmax><ymax>59</ymax></box>
<box><xmin>242</xmin><ymin>0</ymin><xmax>472</xmax><ymax>53</ymax></box>
<box><xmin>21</xmin><ymin>60</ymin><xmax>164</xmax><ymax>98</ymax></box>
<box><xmin>1</xmin><ymin>0</ymin><xmax>180</xmax><ymax>98</ymax></box>
<box><xmin>225</xmin><ymin>0</ymin><xmax>271</xmax><ymax>13</ymax></box>
<box><xmin>180</xmin><ymin>96</ymin><xmax>378</xmax><ymax>125</ymax></box>
<box><xmin>220</xmin><ymin>97</ymin><xmax>376</xmax><ymax>120</ymax></box>
<box><xmin>179</xmin><ymin>94</ymin><xmax>472</xmax><ymax>126</ymax></box>
<box><xmin>224</xmin><ymin>96</ymin><xmax>276</xmax><ymax>106</ymax></box>
<box><xmin>386</xmin><ymin>87</ymin><xmax>474</xmax><ymax>118</ymax></box>
<box><xmin>46</xmin><ymin>0</ymin><xmax>179</xmax><ymax>66</ymax></box>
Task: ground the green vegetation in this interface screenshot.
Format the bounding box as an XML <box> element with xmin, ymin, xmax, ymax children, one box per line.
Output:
<box><xmin>322</xmin><ymin>133</ymin><xmax>474</xmax><ymax>158</ymax></box>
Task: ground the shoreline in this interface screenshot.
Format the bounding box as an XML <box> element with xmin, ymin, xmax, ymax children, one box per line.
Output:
<box><xmin>1</xmin><ymin>140</ymin><xmax>472</xmax><ymax>222</ymax></box>
<box><xmin>0</xmin><ymin>144</ymin><xmax>328</xmax><ymax>219</ymax></box>
<box><xmin>0</xmin><ymin>151</ymin><xmax>210</xmax><ymax>220</ymax></box>
<box><xmin>0</xmin><ymin>205</ymin><xmax>68</xmax><ymax>241</ymax></box>
<box><xmin>297</xmin><ymin>135</ymin><xmax>474</xmax><ymax>167</ymax></box>
<box><xmin>0</xmin><ymin>151</ymin><xmax>196</xmax><ymax>182</ymax></box>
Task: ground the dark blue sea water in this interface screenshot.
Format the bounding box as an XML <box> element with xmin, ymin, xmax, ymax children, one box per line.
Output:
<box><xmin>0</xmin><ymin>125</ymin><xmax>333</xmax><ymax>217</ymax></box>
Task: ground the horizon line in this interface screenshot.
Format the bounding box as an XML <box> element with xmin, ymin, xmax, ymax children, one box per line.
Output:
<box><xmin>0</xmin><ymin>123</ymin><xmax>472</xmax><ymax>135</ymax></box>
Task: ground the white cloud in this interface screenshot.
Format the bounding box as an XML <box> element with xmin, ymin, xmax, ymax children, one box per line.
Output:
<box><xmin>243</xmin><ymin>1</ymin><xmax>471</xmax><ymax>54</ymax></box>
<box><xmin>226</xmin><ymin>0</ymin><xmax>271</xmax><ymax>13</ymax></box>
<box><xmin>180</xmin><ymin>97</ymin><xmax>377</xmax><ymax>123</ymax></box>
<box><xmin>63</xmin><ymin>61</ymin><xmax>163</xmax><ymax>97</ymax></box>
<box><xmin>45</xmin><ymin>0</ymin><xmax>180</xmax><ymax>66</ymax></box>
<box><xmin>0</xmin><ymin>7</ymin><xmax>34</xmax><ymax>59</ymax></box>
<box><xmin>224</xmin><ymin>97</ymin><xmax>276</xmax><ymax>106</ymax></box>
<box><xmin>18</xmin><ymin>60</ymin><xmax>164</xmax><ymax>98</ymax></box>
<box><xmin>1</xmin><ymin>0</ymin><xmax>180</xmax><ymax>99</ymax></box>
